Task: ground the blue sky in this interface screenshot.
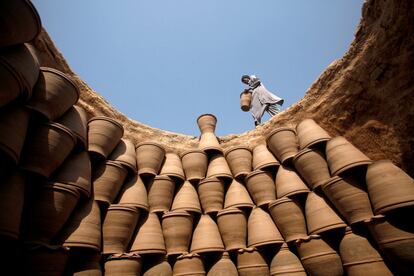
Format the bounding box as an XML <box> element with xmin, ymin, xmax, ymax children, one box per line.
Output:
<box><xmin>32</xmin><ymin>1</ymin><xmax>363</xmax><ymax>136</ymax></box>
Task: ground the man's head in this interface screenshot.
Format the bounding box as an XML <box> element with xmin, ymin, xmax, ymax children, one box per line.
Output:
<box><xmin>241</xmin><ymin>75</ymin><xmax>250</xmax><ymax>84</ymax></box>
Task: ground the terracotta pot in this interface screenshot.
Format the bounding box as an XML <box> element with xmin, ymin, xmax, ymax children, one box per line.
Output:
<box><xmin>206</xmin><ymin>154</ymin><xmax>233</xmax><ymax>182</ymax></box>
<box><xmin>58</xmin><ymin>105</ymin><xmax>88</xmax><ymax>149</ymax></box>
<box><xmin>252</xmin><ymin>144</ymin><xmax>280</xmax><ymax>171</ymax></box>
<box><xmin>24</xmin><ymin>243</ymin><xmax>69</xmax><ymax>276</ymax></box>
<box><xmin>20</xmin><ymin>122</ymin><xmax>76</xmax><ymax>178</ymax></box>
<box><xmin>0</xmin><ymin>170</ymin><xmax>25</xmax><ymax>239</ymax></box>
<box><xmin>322</xmin><ymin>176</ymin><xmax>373</xmax><ymax>224</ymax></box>
<box><xmin>162</xmin><ymin>210</ymin><xmax>194</xmax><ymax>255</ymax></box>
<box><xmin>275</xmin><ymin>166</ymin><xmax>309</xmax><ymax>198</ymax></box>
<box><xmin>295</xmin><ymin>236</ymin><xmax>343</xmax><ymax>276</ymax></box>
<box><xmin>197</xmin><ymin>113</ymin><xmax>217</xmax><ymax>133</ymax></box>
<box><xmin>208</xmin><ymin>252</ymin><xmax>238</xmax><ymax>276</ymax></box>
<box><xmin>191</xmin><ymin>214</ymin><xmax>225</xmax><ymax>253</ymax></box>
<box><xmin>160</xmin><ymin>152</ymin><xmax>185</xmax><ymax>181</ymax></box>
<box><xmin>268</xmin><ymin>198</ymin><xmax>307</xmax><ymax>243</ymax></box>
<box><xmin>130</xmin><ymin>213</ymin><xmax>166</xmax><ymax>254</ymax></box>
<box><xmin>248</xmin><ymin>207</ymin><xmax>284</xmax><ymax>247</ymax></box>
<box><xmin>93</xmin><ymin>160</ymin><xmax>128</xmax><ymax>206</ymax></box>
<box><xmin>104</xmin><ymin>253</ymin><xmax>142</xmax><ymax>276</ymax></box>
<box><xmin>326</xmin><ymin>136</ymin><xmax>372</xmax><ymax>176</ymax></box>
<box><xmin>146</xmin><ymin>175</ymin><xmax>174</xmax><ymax>213</ymax></box>
<box><xmin>197</xmin><ymin>177</ymin><xmax>224</xmax><ymax>214</ymax></box>
<box><xmin>87</xmin><ymin>116</ymin><xmax>124</xmax><ymax>160</ymax></box>
<box><xmin>27</xmin><ymin>67</ymin><xmax>80</xmax><ymax>120</ymax></box>
<box><xmin>240</xmin><ymin>91</ymin><xmax>252</xmax><ymax>112</ymax></box>
<box><xmin>23</xmin><ymin>183</ymin><xmax>80</xmax><ymax>243</ymax></box>
<box><xmin>59</xmin><ymin>197</ymin><xmax>101</xmax><ymax>251</ymax></box>
<box><xmin>103</xmin><ymin>204</ymin><xmax>140</xmax><ymax>255</ymax></box>
<box><xmin>270</xmin><ymin>243</ymin><xmax>306</xmax><ymax>276</ymax></box>
<box><xmin>293</xmin><ymin>148</ymin><xmax>330</xmax><ymax>190</ymax></box>
<box><xmin>143</xmin><ymin>257</ymin><xmax>172</xmax><ymax>276</ymax></box>
<box><xmin>108</xmin><ymin>139</ymin><xmax>137</xmax><ymax>173</ymax></box>
<box><xmin>66</xmin><ymin>249</ymin><xmax>102</xmax><ymax>276</ymax></box>
<box><xmin>0</xmin><ymin>0</ymin><xmax>41</xmax><ymax>47</ymax></box>
<box><xmin>245</xmin><ymin>170</ymin><xmax>276</xmax><ymax>207</ymax></box>
<box><xmin>117</xmin><ymin>175</ymin><xmax>149</xmax><ymax>212</ymax></box>
<box><xmin>266</xmin><ymin>127</ymin><xmax>298</xmax><ymax>164</ymax></box>
<box><xmin>199</xmin><ymin>132</ymin><xmax>223</xmax><ymax>154</ymax></box>
<box><xmin>171</xmin><ymin>180</ymin><xmax>202</xmax><ymax>213</ymax></box>
<box><xmin>136</xmin><ymin>142</ymin><xmax>166</xmax><ymax>177</ymax></box>
<box><xmin>305</xmin><ymin>191</ymin><xmax>346</xmax><ymax>235</ymax></box>
<box><xmin>224</xmin><ymin>179</ymin><xmax>254</xmax><ymax>209</ymax></box>
<box><xmin>173</xmin><ymin>253</ymin><xmax>206</xmax><ymax>276</ymax></box>
<box><xmin>181</xmin><ymin>149</ymin><xmax>208</xmax><ymax>183</ymax></box>
<box><xmin>217</xmin><ymin>208</ymin><xmax>247</xmax><ymax>251</ymax></box>
<box><xmin>50</xmin><ymin>150</ymin><xmax>91</xmax><ymax>198</ymax></box>
<box><xmin>366</xmin><ymin>160</ymin><xmax>414</xmax><ymax>214</ymax></box>
<box><xmin>237</xmin><ymin>247</ymin><xmax>270</xmax><ymax>276</ymax></box>
<box><xmin>339</xmin><ymin>227</ymin><xmax>392</xmax><ymax>276</ymax></box>
<box><xmin>224</xmin><ymin>146</ymin><xmax>252</xmax><ymax>179</ymax></box>
<box><xmin>296</xmin><ymin>119</ymin><xmax>331</xmax><ymax>149</ymax></box>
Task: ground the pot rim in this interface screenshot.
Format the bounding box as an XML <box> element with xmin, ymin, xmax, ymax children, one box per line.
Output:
<box><xmin>217</xmin><ymin>207</ymin><xmax>245</xmax><ymax>217</ymax></box>
<box><xmin>245</xmin><ymin>169</ymin><xmax>271</xmax><ymax>181</ymax></box>
<box><xmin>105</xmin><ymin>160</ymin><xmax>129</xmax><ymax>171</ymax></box>
<box><xmin>88</xmin><ymin>116</ymin><xmax>124</xmax><ymax>135</ymax></box>
<box><xmin>199</xmin><ymin>177</ymin><xmax>221</xmax><ymax>185</ymax></box>
<box><xmin>22</xmin><ymin>0</ymin><xmax>43</xmax><ymax>42</ymax></box>
<box><xmin>268</xmin><ymin>197</ymin><xmax>293</xmax><ymax>208</ymax></box>
<box><xmin>107</xmin><ymin>204</ymin><xmax>139</xmax><ymax>212</ymax></box>
<box><xmin>196</xmin><ymin>113</ymin><xmax>217</xmax><ymax>124</ymax></box>
<box><xmin>39</xmin><ymin>67</ymin><xmax>80</xmax><ymax>102</ymax></box>
<box><xmin>223</xmin><ymin>145</ymin><xmax>252</xmax><ymax>156</ymax></box>
<box><xmin>135</xmin><ymin>141</ymin><xmax>166</xmax><ymax>152</ymax></box>
<box><xmin>265</xmin><ymin>127</ymin><xmax>296</xmax><ymax>141</ymax></box>
<box><xmin>154</xmin><ymin>175</ymin><xmax>174</xmax><ymax>181</ymax></box>
<box><xmin>292</xmin><ymin>148</ymin><xmax>322</xmax><ymax>163</ymax></box>
<box><xmin>180</xmin><ymin>149</ymin><xmax>207</xmax><ymax>158</ymax></box>
<box><xmin>162</xmin><ymin>210</ymin><xmax>193</xmax><ymax>219</ymax></box>
<box><xmin>321</xmin><ymin>176</ymin><xmax>342</xmax><ymax>190</ymax></box>
<box><xmin>240</xmin><ymin>91</ymin><xmax>252</xmax><ymax>98</ymax></box>
<box><xmin>46</xmin><ymin>122</ymin><xmax>77</xmax><ymax>144</ymax></box>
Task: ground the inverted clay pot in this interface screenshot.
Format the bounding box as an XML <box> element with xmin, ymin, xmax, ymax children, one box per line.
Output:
<box><xmin>266</xmin><ymin>127</ymin><xmax>298</xmax><ymax>164</ymax></box>
<box><xmin>268</xmin><ymin>198</ymin><xmax>307</xmax><ymax>243</ymax></box>
<box><xmin>217</xmin><ymin>208</ymin><xmax>247</xmax><ymax>251</ymax></box>
<box><xmin>130</xmin><ymin>212</ymin><xmax>166</xmax><ymax>254</ymax></box>
<box><xmin>117</xmin><ymin>174</ymin><xmax>149</xmax><ymax>212</ymax></box>
<box><xmin>197</xmin><ymin>177</ymin><xmax>224</xmax><ymax>214</ymax></box>
<box><xmin>103</xmin><ymin>204</ymin><xmax>140</xmax><ymax>255</ymax></box>
<box><xmin>58</xmin><ymin>105</ymin><xmax>88</xmax><ymax>150</ymax></box>
<box><xmin>24</xmin><ymin>244</ymin><xmax>69</xmax><ymax>276</ymax></box>
<box><xmin>208</xmin><ymin>252</ymin><xmax>238</xmax><ymax>276</ymax></box>
<box><xmin>136</xmin><ymin>142</ymin><xmax>166</xmax><ymax>177</ymax></box>
<box><xmin>248</xmin><ymin>207</ymin><xmax>284</xmax><ymax>247</ymax></box>
<box><xmin>87</xmin><ymin>116</ymin><xmax>124</xmax><ymax>160</ymax></box>
<box><xmin>104</xmin><ymin>253</ymin><xmax>142</xmax><ymax>276</ymax></box>
<box><xmin>252</xmin><ymin>144</ymin><xmax>280</xmax><ymax>171</ymax></box>
<box><xmin>237</xmin><ymin>247</ymin><xmax>270</xmax><ymax>276</ymax></box>
<box><xmin>366</xmin><ymin>159</ymin><xmax>414</xmax><ymax>214</ymax></box>
<box><xmin>275</xmin><ymin>165</ymin><xmax>309</xmax><ymax>198</ymax></box>
<box><xmin>270</xmin><ymin>243</ymin><xmax>306</xmax><ymax>276</ymax></box>
<box><xmin>181</xmin><ymin>149</ymin><xmax>208</xmax><ymax>183</ymax></box>
<box><xmin>224</xmin><ymin>179</ymin><xmax>254</xmax><ymax>209</ymax></box>
<box><xmin>160</xmin><ymin>152</ymin><xmax>185</xmax><ymax>181</ymax></box>
<box><xmin>173</xmin><ymin>253</ymin><xmax>206</xmax><ymax>276</ymax></box>
<box><xmin>191</xmin><ymin>214</ymin><xmax>225</xmax><ymax>253</ymax></box>
<box><xmin>224</xmin><ymin>146</ymin><xmax>252</xmax><ymax>179</ymax></box>
<box><xmin>245</xmin><ymin>170</ymin><xmax>276</xmax><ymax>207</ymax></box>
<box><xmin>143</xmin><ymin>256</ymin><xmax>172</xmax><ymax>276</ymax></box>
<box><xmin>326</xmin><ymin>136</ymin><xmax>372</xmax><ymax>176</ymax></box>
<box><xmin>206</xmin><ymin>153</ymin><xmax>233</xmax><ymax>182</ymax></box>
<box><xmin>322</xmin><ymin>175</ymin><xmax>373</xmax><ymax>225</ymax></box>
<box><xmin>240</xmin><ymin>91</ymin><xmax>252</xmax><ymax>112</ymax></box>
<box><xmin>147</xmin><ymin>175</ymin><xmax>174</xmax><ymax>213</ymax></box>
<box><xmin>293</xmin><ymin>148</ymin><xmax>330</xmax><ymax>190</ymax></box>
<box><xmin>108</xmin><ymin>138</ymin><xmax>137</xmax><ymax>173</ymax></box>
<box><xmin>199</xmin><ymin>132</ymin><xmax>222</xmax><ymax>154</ymax></box>
<box><xmin>171</xmin><ymin>180</ymin><xmax>202</xmax><ymax>213</ymax></box>
<box><xmin>162</xmin><ymin>210</ymin><xmax>194</xmax><ymax>256</ymax></box>
<box><xmin>296</xmin><ymin>118</ymin><xmax>331</xmax><ymax>149</ymax></box>
<box><xmin>66</xmin><ymin>249</ymin><xmax>102</xmax><ymax>276</ymax></box>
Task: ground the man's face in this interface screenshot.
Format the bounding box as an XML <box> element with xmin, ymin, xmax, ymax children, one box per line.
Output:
<box><xmin>242</xmin><ymin>77</ymin><xmax>250</xmax><ymax>84</ymax></box>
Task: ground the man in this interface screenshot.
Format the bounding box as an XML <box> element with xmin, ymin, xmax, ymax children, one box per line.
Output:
<box><xmin>241</xmin><ymin>74</ymin><xmax>284</xmax><ymax>126</ymax></box>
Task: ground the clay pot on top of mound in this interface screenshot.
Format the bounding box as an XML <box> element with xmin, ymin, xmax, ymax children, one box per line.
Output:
<box><xmin>136</xmin><ymin>141</ymin><xmax>166</xmax><ymax>177</ymax></box>
<box><xmin>224</xmin><ymin>145</ymin><xmax>252</xmax><ymax>180</ymax></box>
<box><xmin>181</xmin><ymin>149</ymin><xmax>208</xmax><ymax>183</ymax></box>
<box><xmin>208</xmin><ymin>252</ymin><xmax>238</xmax><ymax>276</ymax></box>
<box><xmin>147</xmin><ymin>175</ymin><xmax>174</xmax><ymax>213</ymax></box>
<box><xmin>224</xmin><ymin>178</ymin><xmax>254</xmax><ymax>209</ymax></box>
<box><xmin>197</xmin><ymin>114</ymin><xmax>222</xmax><ymax>154</ymax></box>
<box><xmin>217</xmin><ymin>208</ymin><xmax>247</xmax><ymax>251</ymax></box>
<box><xmin>58</xmin><ymin>105</ymin><xmax>88</xmax><ymax>150</ymax></box>
<box><xmin>266</xmin><ymin>127</ymin><xmax>299</xmax><ymax>164</ymax></box>
<box><xmin>240</xmin><ymin>90</ymin><xmax>252</xmax><ymax>112</ymax></box>
<box><xmin>197</xmin><ymin>177</ymin><xmax>224</xmax><ymax>214</ymax></box>
<box><xmin>237</xmin><ymin>247</ymin><xmax>270</xmax><ymax>276</ymax></box>
<box><xmin>245</xmin><ymin>170</ymin><xmax>276</xmax><ymax>207</ymax></box>
<box><xmin>191</xmin><ymin>214</ymin><xmax>225</xmax><ymax>254</ymax></box>
<box><xmin>206</xmin><ymin>153</ymin><xmax>233</xmax><ymax>183</ymax></box>
<box><xmin>104</xmin><ymin>253</ymin><xmax>142</xmax><ymax>276</ymax></box>
<box><xmin>173</xmin><ymin>253</ymin><xmax>206</xmax><ymax>276</ymax></box>
<box><xmin>275</xmin><ymin>165</ymin><xmax>309</xmax><ymax>198</ymax></box>
<box><xmin>171</xmin><ymin>180</ymin><xmax>202</xmax><ymax>214</ymax></box>
<box><xmin>162</xmin><ymin>210</ymin><xmax>194</xmax><ymax>256</ymax></box>
<box><xmin>160</xmin><ymin>152</ymin><xmax>185</xmax><ymax>182</ymax></box>
<box><xmin>270</xmin><ymin>243</ymin><xmax>306</xmax><ymax>276</ymax></box>
<box><xmin>248</xmin><ymin>207</ymin><xmax>284</xmax><ymax>248</ymax></box>
<box><xmin>296</xmin><ymin>118</ymin><xmax>331</xmax><ymax>149</ymax></box>
<box><xmin>108</xmin><ymin>138</ymin><xmax>137</xmax><ymax>173</ymax></box>
<box><xmin>252</xmin><ymin>143</ymin><xmax>280</xmax><ymax>171</ymax></box>
<box><xmin>117</xmin><ymin>174</ymin><xmax>149</xmax><ymax>212</ymax></box>
<box><xmin>130</xmin><ymin>212</ymin><xmax>166</xmax><ymax>254</ymax></box>
<box><xmin>197</xmin><ymin>113</ymin><xmax>218</xmax><ymax>133</ymax></box>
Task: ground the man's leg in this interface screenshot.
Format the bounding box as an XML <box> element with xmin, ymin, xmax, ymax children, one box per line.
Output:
<box><xmin>266</xmin><ymin>104</ymin><xmax>280</xmax><ymax>117</ymax></box>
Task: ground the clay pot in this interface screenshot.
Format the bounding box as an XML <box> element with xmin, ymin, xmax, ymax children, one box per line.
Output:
<box><xmin>366</xmin><ymin>160</ymin><xmax>414</xmax><ymax>214</ymax></box>
<box><xmin>0</xmin><ymin>0</ymin><xmax>41</xmax><ymax>47</ymax></box>
<box><xmin>103</xmin><ymin>204</ymin><xmax>140</xmax><ymax>255</ymax></box>
<box><xmin>59</xmin><ymin>197</ymin><xmax>102</xmax><ymax>251</ymax></box>
<box><xmin>87</xmin><ymin>116</ymin><xmax>124</xmax><ymax>160</ymax></box>
<box><xmin>191</xmin><ymin>214</ymin><xmax>225</xmax><ymax>253</ymax></box>
<box><xmin>295</xmin><ymin>236</ymin><xmax>343</xmax><ymax>276</ymax></box>
<box><xmin>146</xmin><ymin>175</ymin><xmax>174</xmax><ymax>213</ymax></box>
<box><xmin>237</xmin><ymin>247</ymin><xmax>270</xmax><ymax>276</ymax></box>
<box><xmin>339</xmin><ymin>228</ymin><xmax>392</xmax><ymax>276</ymax></box>
<box><xmin>143</xmin><ymin>257</ymin><xmax>172</xmax><ymax>276</ymax></box>
<box><xmin>197</xmin><ymin>113</ymin><xmax>217</xmax><ymax>133</ymax></box>
<box><xmin>224</xmin><ymin>179</ymin><xmax>254</xmax><ymax>209</ymax></box>
<box><xmin>248</xmin><ymin>207</ymin><xmax>284</xmax><ymax>247</ymax></box>
<box><xmin>208</xmin><ymin>252</ymin><xmax>238</xmax><ymax>276</ymax></box>
<box><xmin>93</xmin><ymin>160</ymin><xmax>128</xmax><ymax>206</ymax></box>
<box><xmin>50</xmin><ymin>150</ymin><xmax>91</xmax><ymax>198</ymax></box>
<box><xmin>171</xmin><ymin>180</ymin><xmax>202</xmax><ymax>213</ymax></box>
<box><xmin>252</xmin><ymin>144</ymin><xmax>280</xmax><ymax>171</ymax></box>
<box><xmin>296</xmin><ymin>118</ymin><xmax>331</xmax><ymax>149</ymax></box>
<box><xmin>108</xmin><ymin>139</ymin><xmax>137</xmax><ymax>173</ymax></box>
<box><xmin>58</xmin><ymin>105</ymin><xmax>88</xmax><ymax>149</ymax></box>
<box><xmin>197</xmin><ymin>177</ymin><xmax>224</xmax><ymax>214</ymax></box>
<box><xmin>20</xmin><ymin>122</ymin><xmax>76</xmax><ymax>178</ymax></box>
<box><xmin>27</xmin><ymin>67</ymin><xmax>80</xmax><ymax>120</ymax></box>
<box><xmin>224</xmin><ymin>146</ymin><xmax>252</xmax><ymax>179</ymax></box>
<box><xmin>326</xmin><ymin>136</ymin><xmax>372</xmax><ymax>176</ymax></box>
<box><xmin>240</xmin><ymin>91</ymin><xmax>252</xmax><ymax>112</ymax></box>
<box><xmin>160</xmin><ymin>152</ymin><xmax>185</xmax><ymax>181</ymax></box>
<box><xmin>104</xmin><ymin>253</ymin><xmax>142</xmax><ymax>276</ymax></box>
<box><xmin>130</xmin><ymin>213</ymin><xmax>166</xmax><ymax>254</ymax></box>
<box><xmin>23</xmin><ymin>183</ymin><xmax>80</xmax><ymax>243</ymax></box>
<box><xmin>0</xmin><ymin>170</ymin><xmax>25</xmax><ymax>239</ymax></box>
<box><xmin>268</xmin><ymin>198</ymin><xmax>307</xmax><ymax>243</ymax></box>
<box><xmin>266</xmin><ymin>127</ymin><xmax>298</xmax><ymax>164</ymax></box>
<box><xmin>217</xmin><ymin>208</ymin><xmax>247</xmax><ymax>251</ymax></box>
<box><xmin>305</xmin><ymin>192</ymin><xmax>346</xmax><ymax>234</ymax></box>
<box><xmin>181</xmin><ymin>149</ymin><xmax>208</xmax><ymax>183</ymax></box>
<box><xmin>275</xmin><ymin>166</ymin><xmax>309</xmax><ymax>198</ymax></box>
<box><xmin>199</xmin><ymin>132</ymin><xmax>223</xmax><ymax>154</ymax></box>
<box><xmin>173</xmin><ymin>253</ymin><xmax>206</xmax><ymax>276</ymax></box>
<box><xmin>117</xmin><ymin>175</ymin><xmax>149</xmax><ymax>212</ymax></box>
<box><xmin>162</xmin><ymin>210</ymin><xmax>194</xmax><ymax>255</ymax></box>
<box><xmin>136</xmin><ymin>142</ymin><xmax>166</xmax><ymax>177</ymax></box>
<box><xmin>206</xmin><ymin>154</ymin><xmax>233</xmax><ymax>182</ymax></box>
<box><xmin>293</xmin><ymin>148</ymin><xmax>330</xmax><ymax>190</ymax></box>
<box><xmin>24</xmin><ymin>244</ymin><xmax>69</xmax><ymax>276</ymax></box>
<box><xmin>322</xmin><ymin>176</ymin><xmax>373</xmax><ymax>224</ymax></box>
<box><xmin>245</xmin><ymin>170</ymin><xmax>276</xmax><ymax>207</ymax></box>
<box><xmin>270</xmin><ymin>243</ymin><xmax>306</xmax><ymax>276</ymax></box>
<box><xmin>66</xmin><ymin>249</ymin><xmax>102</xmax><ymax>276</ymax></box>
